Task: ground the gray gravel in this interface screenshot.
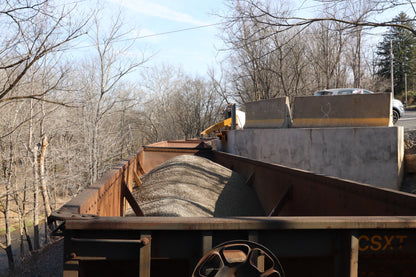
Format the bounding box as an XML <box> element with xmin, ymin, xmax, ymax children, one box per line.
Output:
<box><xmin>127</xmin><ymin>155</ymin><xmax>264</xmax><ymax>217</ymax></box>
<box><xmin>8</xmin><ymin>238</ymin><xmax>63</xmax><ymax>277</ymax></box>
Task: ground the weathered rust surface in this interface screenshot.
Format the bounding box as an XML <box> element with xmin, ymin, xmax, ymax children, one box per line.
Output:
<box><xmin>60</xmin><ymin>225</ymin><xmax>416</xmax><ymax>277</ymax></box>
<box><xmin>147</xmin><ymin>139</ymin><xmax>212</xmax><ymax>149</ymax></box>
<box><xmin>55</xmin><ymin>153</ymin><xmax>137</xmax><ymax>217</ymax></box>
<box><xmin>50</xmin><ymin>139</ymin><xmax>416</xmax><ymax>277</ymax></box>
<box><xmin>140</xmin><ymin>140</ymin><xmax>213</xmax><ymax>173</ymax></box>
<box><xmin>63</xmin><ymin>216</ymin><xmax>416</xmax><ymax>230</ymax></box>
<box><xmin>212</xmin><ymin>151</ymin><xmax>416</xmax><ymax>217</ymax></box>
<box><xmin>52</xmin><ymin>140</ymin><xmax>213</xmax><ymax>220</ymax></box>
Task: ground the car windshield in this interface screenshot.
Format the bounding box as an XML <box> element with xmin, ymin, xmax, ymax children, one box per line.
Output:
<box><xmin>314</xmin><ymin>91</ymin><xmax>332</xmax><ymax>96</ymax></box>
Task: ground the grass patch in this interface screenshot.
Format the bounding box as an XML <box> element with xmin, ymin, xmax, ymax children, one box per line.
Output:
<box><xmin>0</xmin><ymin>226</ymin><xmax>16</xmax><ymax>235</ymax></box>
<box><xmin>0</xmin><ymin>218</ymin><xmax>38</xmax><ymax>235</ymax></box>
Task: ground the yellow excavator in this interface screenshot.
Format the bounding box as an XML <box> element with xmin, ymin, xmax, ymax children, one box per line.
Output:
<box><xmin>200</xmin><ymin>104</ymin><xmax>245</xmax><ymax>138</ymax></box>
<box><xmin>200</xmin><ymin>117</ymin><xmax>233</xmax><ymax>136</ymax></box>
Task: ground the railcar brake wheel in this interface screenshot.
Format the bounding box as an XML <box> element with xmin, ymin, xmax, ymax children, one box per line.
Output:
<box><xmin>192</xmin><ymin>240</ymin><xmax>285</xmax><ymax>277</ymax></box>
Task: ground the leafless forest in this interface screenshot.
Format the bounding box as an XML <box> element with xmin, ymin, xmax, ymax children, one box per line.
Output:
<box><xmin>1</xmin><ymin>0</ymin><xmax>415</xmax><ymax>273</ymax></box>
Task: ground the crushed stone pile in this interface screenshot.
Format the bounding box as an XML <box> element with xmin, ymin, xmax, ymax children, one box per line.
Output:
<box><xmin>126</xmin><ymin>155</ymin><xmax>264</xmax><ymax>217</ymax></box>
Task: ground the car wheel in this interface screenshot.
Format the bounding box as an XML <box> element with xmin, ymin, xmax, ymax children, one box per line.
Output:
<box><xmin>392</xmin><ymin>109</ymin><xmax>400</xmax><ymax>124</ymax></box>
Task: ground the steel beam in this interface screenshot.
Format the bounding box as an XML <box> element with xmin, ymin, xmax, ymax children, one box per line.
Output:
<box><xmin>139</xmin><ymin>232</ymin><xmax>151</xmax><ymax>277</ymax></box>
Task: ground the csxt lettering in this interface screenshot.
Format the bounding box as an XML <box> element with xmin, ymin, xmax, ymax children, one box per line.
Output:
<box><xmin>359</xmin><ymin>235</ymin><xmax>407</xmax><ymax>251</ymax></box>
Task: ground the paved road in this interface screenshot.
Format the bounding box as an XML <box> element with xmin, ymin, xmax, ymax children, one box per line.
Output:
<box><xmin>396</xmin><ymin>110</ymin><xmax>416</xmax><ymax>130</ymax></box>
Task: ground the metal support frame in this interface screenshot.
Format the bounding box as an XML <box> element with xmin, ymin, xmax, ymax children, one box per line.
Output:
<box><xmin>268</xmin><ymin>185</ymin><xmax>293</xmax><ymax>216</ymax></box>
<box><xmin>140</xmin><ymin>232</ymin><xmax>152</xmax><ymax>277</ymax></box>
<box><xmin>122</xmin><ymin>181</ymin><xmax>144</xmax><ymax>216</ymax></box>
<box><xmin>248</xmin><ymin>231</ymin><xmax>259</xmax><ymax>242</ymax></box>
<box><xmin>350</xmin><ymin>232</ymin><xmax>359</xmax><ymax>277</ymax></box>
<box><xmin>202</xmin><ymin>231</ymin><xmax>213</xmax><ymax>256</ymax></box>
<box><xmin>63</xmin><ymin>260</ymin><xmax>79</xmax><ymax>277</ymax></box>
<box><xmin>333</xmin><ymin>231</ymin><xmax>359</xmax><ymax>277</ymax></box>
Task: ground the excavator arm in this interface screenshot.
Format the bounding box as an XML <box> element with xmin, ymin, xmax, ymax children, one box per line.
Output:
<box><xmin>200</xmin><ymin>117</ymin><xmax>233</xmax><ymax>136</ymax></box>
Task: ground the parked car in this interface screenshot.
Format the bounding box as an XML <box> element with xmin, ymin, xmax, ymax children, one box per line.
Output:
<box><xmin>314</xmin><ymin>88</ymin><xmax>405</xmax><ymax>124</ymax></box>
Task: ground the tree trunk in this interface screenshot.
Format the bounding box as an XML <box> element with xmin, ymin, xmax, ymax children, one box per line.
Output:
<box><xmin>33</xmin><ymin>143</ymin><xmax>40</xmax><ymax>250</ymax></box>
<box><xmin>28</xmin><ymin>99</ymin><xmax>40</xmax><ymax>250</ymax></box>
<box><xmin>23</xmin><ymin>220</ymin><xmax>33</xmax><ymax>252</ymax></box>
<box><xmin>21</xmin><ymin>180</ymin><xmax>33</xmax><ymax>252</ymax></box>
<box><xmin>4</xmin><ymin>188</ymin><xmax>15</xmax><ymax>271</ymax></box>
<box><xmin>39</xmin><ymin>135</ymin><xmax>51</xmax><ymax>243</ymax></box>
<box><xmin>91</xmin><ymin>123</ymin><xmax>99</xmax><ymax>184</ymax></box>
<box><xmin>353</xmin><ymin>27</ymin><xmax>362</xmax><ymax>88</ymax></box>
<box><xmin>18</xmin><ymin>211</ymin><xmax>25</xmax><ymax>259</ymax></box>
<box><xmin>119</xmin><ymin>109</ymin><xmax>125</xmax><ymax>160</ymax></box>
<box><xmin>3</xmin><ymin>140</ymin><xmax>15</xmax><ymax>270</ymax></box>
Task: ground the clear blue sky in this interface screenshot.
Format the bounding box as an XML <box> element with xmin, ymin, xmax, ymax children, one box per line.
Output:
<box><xmin>104</xmin><ymin>0</ymin><xmax>227</xmax><ymax>76</ymax></box>
<box><xmin>95</xmin><ymin>0</ymin><xmax>412</xmax><ymax>78</ymax></box>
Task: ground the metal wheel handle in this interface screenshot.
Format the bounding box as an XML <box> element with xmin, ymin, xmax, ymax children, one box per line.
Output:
<box><xmin>192</xmin><ymin>240</ymin><xmax>285</xmax><ymax>277</ymax></box>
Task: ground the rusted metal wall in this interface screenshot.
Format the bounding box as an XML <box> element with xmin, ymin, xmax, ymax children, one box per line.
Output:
<box><xmin>53</xmin><ymin>140</ymin><xmax>213</xmax><ymax>219</ymax></box>
<box><xmin>213</xmin><ymin>151</ymin><xmax>416</xmax><ymax>216</ymax></box>
<box><xmin>55</xmin><ymin>152</ymin><xmax>140</xmax><ymax>217</ymax></box>
<box><xmin>51</xmin><ymin>140</ymin><xmax>416</xmax><ymax>277</ymax></box>
<box><xmin>60</xmin><ymin>217</ymin><xmax>416</xmax><ymax>277</ymax></box>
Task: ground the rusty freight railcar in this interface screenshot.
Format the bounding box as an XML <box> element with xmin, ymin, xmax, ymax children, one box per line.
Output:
<box><xmin>50</xmin><ymin>139</ymin><xmax>416</xmax><ymax>277</ymax></box>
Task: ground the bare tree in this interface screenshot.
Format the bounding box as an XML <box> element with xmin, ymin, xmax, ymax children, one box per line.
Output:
<box><xmin>306</xmin><ymin>19</ymin><xmax>347</xmax><ymax>90</ymax></box>
<box><xmin>79</xmin><ymin>11</ymin><xmax>147</xmax><ymax>184</ymax></box>
<box><xmin>140</xmin><ymin>65</ymin><xmax>223</xmax><ymax>142</ymax></box>
<box><xmin>0</xmin><ymin>0</ymin><xmax>89</xmax><ymax>270</ymax></box>
<box><xmin>231</xmin><ymin>0</ymin><xmax>416</xmax><ymax>36</ymax></box>
<box><xmin>0</xmin><ymin>0</ymin><xmax>88</xmax><ymax>103</ymax></box>
<box><xmin>139</xmin><ymin>65</ymin><xmax>184</xmax><ymax>142</ymax></box>
<box><xmin>219</xmin><ymin>0</ymin><xmax>416</xmax><ymax>100</ymax></box>
<box><xmin>0</xmin><ymin>135</ymin><xmax>16</xmax><ymax>270</ymax></box>
<box><xmin>0</xmin><ymin>101</ymin><xmax>34</xmax><ymax>269</ymax></box>
<box><xmin>172</xmin><ymin>76</ymin><xmax>224</xmax><ymax>139</ymax></box>
<box><xmin>220</xmin><ymin>0</ymin><xmax>312</xmax><ymax>102</ymax></box>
